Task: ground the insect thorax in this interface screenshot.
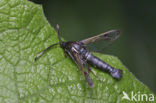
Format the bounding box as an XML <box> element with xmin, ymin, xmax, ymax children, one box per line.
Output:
<box><xmin>70</xmin><ymin>42</ymin><xmax>90</xmax><ymax>60</ymax></box>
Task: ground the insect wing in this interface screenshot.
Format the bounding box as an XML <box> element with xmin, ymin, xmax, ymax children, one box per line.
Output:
<box><xmin>73</xmin><ymin>52</ymin><xmax>94</xmax><ymax>88</ymax></box>
<box><xmin>80</xmin><ymin>30</ymin><xmax>120</xmax><ymax>45</ymax></box>
<box><xmin>79</xmin><ymin>30</ymin><xmax>120</xmax><ymax>52</ymax></box>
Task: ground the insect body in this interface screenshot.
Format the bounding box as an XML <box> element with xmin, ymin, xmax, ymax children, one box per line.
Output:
<box><xmin>35</xmin><ymin>24</ymin><xmax>123</xmax><ymax>88</ymax></box>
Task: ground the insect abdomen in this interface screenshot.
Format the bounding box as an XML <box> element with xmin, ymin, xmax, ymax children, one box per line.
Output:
<box><xmin>86</xmin><ymin>53</ymin><xmax>122</xmax><ymax>79</ymax></box>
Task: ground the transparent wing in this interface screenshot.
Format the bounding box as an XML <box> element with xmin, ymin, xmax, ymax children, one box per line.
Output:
<box><xmin>79</xmin><ymin>30</ymin><xmax>121</xmax><ymax>52</ymax></box>
<box><xmin>80</xmin><ymin>30</ymin><xmax>120</xmax><ymax>45</ymax></box>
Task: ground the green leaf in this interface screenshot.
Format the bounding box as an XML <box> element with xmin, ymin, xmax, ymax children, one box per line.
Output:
<box><xmin>0</xmin><ymin>0</ymin><xmax>155</xmax><ymax>103</ymax></box>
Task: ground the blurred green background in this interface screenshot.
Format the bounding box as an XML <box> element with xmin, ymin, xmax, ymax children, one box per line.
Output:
<box><xmin>31</xmin><ymin>0</ymin><xmax>156</xmax><ymax>93</ymax></box>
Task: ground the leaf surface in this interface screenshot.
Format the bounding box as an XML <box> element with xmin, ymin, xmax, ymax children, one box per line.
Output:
<box><xmin>0</xmin><ymin>0</ymin><xmax>155</xmax><ymax>103</ymax></box>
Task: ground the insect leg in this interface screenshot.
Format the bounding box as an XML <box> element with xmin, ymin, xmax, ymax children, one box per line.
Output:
<box><xmin>35</xmin><ymin>43</ymin><xmax>59</xmax><ymax>61</ymax></box>
<box><xmin>73</xmin><ymin>53</ymin><xmax>94</xmax><ymax>88</ymax></box>
<box><xmin>83</xmin><ymin>71</ymin><xmax>94</xmax><ymax>88</ymax></box>
<box><xmin>86</xmin><ymin>63</ymin><xmax>102</xmax><ymax>81</ymax></box>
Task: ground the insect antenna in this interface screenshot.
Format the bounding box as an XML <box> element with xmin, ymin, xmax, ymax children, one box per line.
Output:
<box><xmin>34</xmin><ymin>43</ymin><xmax>59</xmax><ymax>61</ymax></box>
<box><xmin>56</xmin><ymin>24</ymin><xmax>62</xmax><ymax>44</ymax></box>
<box><xmin>34</xmin><ymin>24</ymin><xmax>62</xmax><ymax>61</ymax></box>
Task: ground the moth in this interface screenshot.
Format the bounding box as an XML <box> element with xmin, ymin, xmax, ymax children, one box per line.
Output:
<box><xmin>35</xmin><ymin>24</ymin><xmax>122</xmax><ymax>88</ymax></box>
